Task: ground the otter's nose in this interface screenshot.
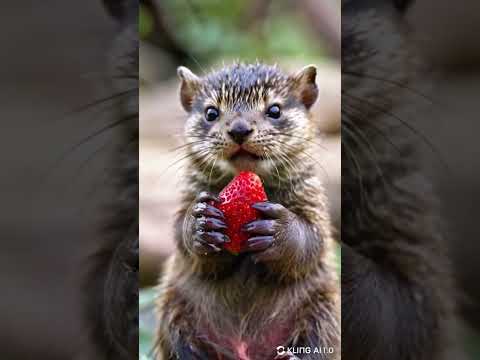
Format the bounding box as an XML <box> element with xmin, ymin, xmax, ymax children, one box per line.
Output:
<box><xmin>227</xmin><ymin>122</ymin><xmax>253</xmax><ymax>145</ymax></box>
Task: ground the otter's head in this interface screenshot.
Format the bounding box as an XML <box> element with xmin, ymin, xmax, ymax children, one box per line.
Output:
<box><xmin>177</xmin><ymin>63</ymin><xmax>318</xmax><ymax>184</ymax></box>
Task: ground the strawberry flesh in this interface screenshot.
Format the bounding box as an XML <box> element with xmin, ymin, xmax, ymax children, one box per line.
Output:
<box><xmin>214</xmin><ymin>171</ymin><xmax>267</xmax><ymax>254</ymax></box>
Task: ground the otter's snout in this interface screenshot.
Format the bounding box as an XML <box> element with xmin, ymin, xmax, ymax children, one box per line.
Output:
<box><xmin>227</xmin><ymin>120</ymin><xmax>253</xmax><ymax>145</ymax></box>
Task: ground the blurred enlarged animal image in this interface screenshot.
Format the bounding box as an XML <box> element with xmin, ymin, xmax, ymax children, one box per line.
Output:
<box><xmin>341</xmin><ymin>0</ymin><xmax>464</xmax><ymax>359</ymax></box>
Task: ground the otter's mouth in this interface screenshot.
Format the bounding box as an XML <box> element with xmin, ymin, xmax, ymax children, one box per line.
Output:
<box><xmin>228</xmin><ymin>149</ymin><xmax>263</xmax><ymax>171</ymax></box>
<box><xmin>230</xmin><ymin>149</ymin><xmax>262</xmax><ymax>161</ymax></box>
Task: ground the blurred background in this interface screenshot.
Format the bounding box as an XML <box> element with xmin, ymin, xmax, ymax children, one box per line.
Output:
<box><xmin>138</xmin><ymin>0</ymin><xmax>341</xmax><ymax>357</ymax></box>
<box><xmin>407</xmin><ymin>0</ymin><xmax>480</xmax><ymax>357</ymax></box>
<box><xmin>0</xmin><ymin>1</ymin><xmax>123</xmax><ymax>359</ymax></box>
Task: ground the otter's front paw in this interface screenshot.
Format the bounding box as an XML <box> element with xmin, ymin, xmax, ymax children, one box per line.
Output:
<box><xmin>189</xmin><ymin>191</ymin><xmax>230</xmax><ymax>255</ymax></box>
<box><xmin>241</xmin><ymin>201</ymin><xmax>296</xmax><ymax>262</ymax></box>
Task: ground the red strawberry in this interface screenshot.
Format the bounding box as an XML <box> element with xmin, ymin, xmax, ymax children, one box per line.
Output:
<box><xmin>214</xmin><ymin>171</ymin><xmax>268</xmax><ymax>254</ymax></box>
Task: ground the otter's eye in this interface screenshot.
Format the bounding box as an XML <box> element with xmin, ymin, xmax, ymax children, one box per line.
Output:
<box><xmin>205</xmin><ymin>106</ymin><xmax>219</xmax><ymax>122</ymax></box>
<box><xmin>266</xmin><ymin>104</ymin><xmax>281</xmax><ymax>119</ymax></box>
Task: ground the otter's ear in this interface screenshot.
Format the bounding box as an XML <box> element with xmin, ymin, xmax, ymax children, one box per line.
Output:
<box><xmin>178</xmin><ymin>66</ymin><xmax>201</xmax><ymax>112</ymax></box>
<box><xmin>291</xmin><ymin>65</ymin><xmax>318</xmax><ymax>109</ymax></box>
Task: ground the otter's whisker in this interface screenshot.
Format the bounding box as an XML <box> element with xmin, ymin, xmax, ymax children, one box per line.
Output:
<box><xmin>162</xmin><ymin>147</ymin><xmax>213</xmax><ymax>174</ymax></box>
<box><xmin>343</xmin><ymin>70</ymin><xmax>434</xmax><ymax>104</ymax></box>
<box><xmin>208</xmin><ymin>153</ymin><xmax>219</xmax><ymax>186</ymax></box>
<box><xmin>263</xmin><ymin>148</ymin><xmax>282</xmax><ymax>189</ymax></box>
<box><xmin>344</xmin><ymin>91</ymin><xmax>450</xmax><ymax>172</ymax></box>
<box><xmin>341</xmin><ymin>107</ymin><xmax>389</xmax><ymax>189</ymax></box>
<box><xmin>342</xmin><ymin>139</ymin><xmax>368</xmax><ymax>211</ymax></box>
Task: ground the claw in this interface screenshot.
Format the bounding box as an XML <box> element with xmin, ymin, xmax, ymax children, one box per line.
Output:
<box><xmin>242</xmin><ymin>219</ymin><xmax>277</xmax><ymax>235</ymax></box>
<box><xmin>252</xmin><ymin>201</ymin><xmax>288</xmax><ymax>219</ymax></box>
<box><xmin>196</xmin><ymin>217</ymin><xmax>227</xmax><ymax>231</ymax></box>
<box><xmin>244</xmin><ymin>235</ymin><xmax>274</xmax><ymax>252</ymax></box>
<box><xmin>197</xmin><ymin>230</ymin><xmax>230</xmax><ymax>245</ymax></box>
<box><xmin>192</xmin><ymin>203</ymin><xmax>225</xmax><ymax>219</ymax></box>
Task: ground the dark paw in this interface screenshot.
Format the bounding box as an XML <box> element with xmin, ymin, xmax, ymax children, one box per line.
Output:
<box><xmin>241</xmin><ymin>202</ymin><xmax>293</xmax><ymax>262</ymax></box>
<box><xmin>190</xmin><ymin>192</ymin><xmax>229</xmax><ymax>256</ymax></box>
<box><xmin>252</xmin><ymin>201</ymin><xmax>289</xmax><ymax>219</ymax></box>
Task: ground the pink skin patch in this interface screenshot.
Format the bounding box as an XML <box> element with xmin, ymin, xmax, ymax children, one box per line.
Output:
<box><xmin>232</xmin><ymin>340</ymin><xmax>250</xmax><ymax>360</ymax></box>
<box><xmin>206</xmin><ymin>319</ymin><xmax>293</xmax><ymax>360</ymax></box>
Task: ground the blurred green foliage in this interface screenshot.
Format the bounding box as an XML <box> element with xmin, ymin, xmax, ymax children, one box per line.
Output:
<box><xmin>139</xmin><ymin>4</ymin><xmax>154</xmax><ymax>38</ymax></box>
<box><xmin>140</xmin><ymin>0</ymin><xmax>328</xmax><ymax>67</ymax></box>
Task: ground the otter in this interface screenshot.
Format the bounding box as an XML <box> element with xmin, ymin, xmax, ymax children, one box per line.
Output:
<box><xmin>155</xmin><ymin>63</ymin><xmax>340</xmax><ymax>360</ymax></box>
<box><xmin>342</xmin><ymin>0</ymin><xmax>457</xmax><ymax>359</ymax></box>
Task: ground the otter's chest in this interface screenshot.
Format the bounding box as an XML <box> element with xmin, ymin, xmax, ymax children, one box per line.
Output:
<box><xmin>201</xmin><ymin>319</ymin><xmax>293</xmax><ymax>360</ymax></box>
<box><xmin>195</xmin><ymin>259</ymin><xmax>296</xmax><ymax>359</ymax></box>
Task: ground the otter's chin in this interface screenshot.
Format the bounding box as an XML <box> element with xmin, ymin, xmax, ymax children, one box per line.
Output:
<box><xmin>229</xmin><ymin>149</ymin><xmax>262</xmax><ymax>172</ymax></box>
